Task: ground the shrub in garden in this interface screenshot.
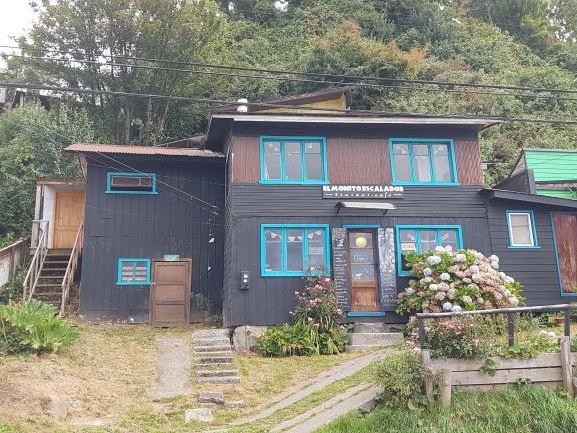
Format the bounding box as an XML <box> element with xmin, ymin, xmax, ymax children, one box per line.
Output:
<box><xmin>397</xmin><ymin>247</ymin><xmax>523</xmax><ymax>315</ymax></box>
<box><xmin>0</xmin><ymin>300</ymin><xmax>79</xmax><ymax>355</ymax></box>
<box><xmin>256</xmin><ymin>274</ymin><xmax>349</xmax><ymax>356</ymax></box>
<box><xmin>375</xmin><ymin>349</ymin><xmax>427</xmax><ymax>408</ymax></box>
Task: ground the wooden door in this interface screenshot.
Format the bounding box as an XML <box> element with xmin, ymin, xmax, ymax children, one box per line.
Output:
<box><xmin>552</xmin><ymin>213</ymin><xmax>577</xmax><ymax>294</ymax></box>
<box><xmin>53</xmin><ymin>191</ymin><xmax>85</xmax><ymax>248</ymax></box>
<box><xmin>347</xmin><ymin>230</ymin><xmax>379</xmax><ymax>312</ymax></box>
<box><xmin>150</xmin><ymin>259</ymin><xmax>192</xmax><ymax>327</ymax></box>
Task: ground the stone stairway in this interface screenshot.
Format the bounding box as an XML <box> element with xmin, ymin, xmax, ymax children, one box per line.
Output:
<box><xmin>192</xmin><ymin>329</ymin><xmax>240</xmax><ymax>384</ymax></box>
<box><xmin>346</xmin><ymin>322</ymin><xmax>404</xmax><ymax>352</ymax></box>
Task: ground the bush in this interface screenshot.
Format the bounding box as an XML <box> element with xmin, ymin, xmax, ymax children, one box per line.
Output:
<box><xmin>0</xmin><ymin>266</ymin><xmax>26</xmax><ymax>304</ymax></box>
<box><xmin>375</xmin><ymin>350</ymin><xmax>427</xmax><ymax>408</ymax></box>
<box><xmin>0</xmin><ymin>300</ymin><xmax>79</xmax><ymax>354</ymax></box>
<box><xmin>397</xmin><ymin>248</ymin><xmax>524</xmax><ymax>315</ymax></box>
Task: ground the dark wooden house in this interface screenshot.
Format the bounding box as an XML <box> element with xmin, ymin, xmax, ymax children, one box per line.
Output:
<box><xmin>65</xmin><ymin>143</ymin><xmax>225</xmax><ymax>324</ymax></box>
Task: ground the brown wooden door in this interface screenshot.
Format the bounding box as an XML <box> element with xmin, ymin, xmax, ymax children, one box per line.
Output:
<box><xmin>150</xmin><ymin>259</ymin><xmax>192</xmax><ymax>327</ymax></box>
<box><xmin>347</xmin><ymin>230</ymin><xmax>379</xmax><ymax>312</ymax></box>
<box><xmin>552</xmin><ymin>213</ymin><xmax>577</xmax><ymax>294</ymax></box>
<box><xmin>53</xmin><ymin>191</ymin><xmax>85</xmax><ymax>248</ymax></box>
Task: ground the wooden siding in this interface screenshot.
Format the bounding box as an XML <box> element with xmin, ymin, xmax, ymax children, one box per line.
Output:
<box><xmin>454</xmin><ymin>139</ymin><xmax>484</xmax><ymax>185</ymax></box>
<box><xmin>486</xmin><ymin>200</ymin><xmax>562</xmax><ymax>306</ymax></box>
<box><xmin>230</xmin><ymin>129</ymin><xmax>482</xmax><ymax>186</ymax></box>
<box><xmin>80</xmin><ymin>156</ymin><xmax>225</xmax><ymax>323</ymax></box>
<box><xmin>495</xmin><ymin>169</ymin><xmax>535</xmax><ymax>194</ymax></box>
<box><xmin>551</xmin><ymin>213</ymin><xmax>577</xmax><ymax>294</ymax></box>
<box><xmin>259</xmin><ymin>94</ymin><xmax>346</xmax><ymax>114</ymax></box>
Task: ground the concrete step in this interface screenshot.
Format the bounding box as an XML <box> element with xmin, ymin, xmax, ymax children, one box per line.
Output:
<box><xmin>193</xmin><ymin>345</ymin><xmax>232</xmax><ymax>353</ymax></box>
<box><xmin>348</xmin><ymin>332</ymin><xmax>403</xmax><ymax>347</ymax></box>
<box><xmin>192</xmin><ymin>329</ymin><xmax>229</xmax><ymax>340</ymax></box>
<box><xmin>193</xmin><ymin>339</ymin><xmax>230</xmax><ymax>347</ymax></box>
<box><xmin>197</xmin><ymin>369</ymin><xmax>239</xmax><ymax>377</ymax></box>
<box><xmin>195</xmin><ymin>355</ymin><xmax>234</xmax><ymax>364</ymax></box>
<box><xmin>352</xmin><ymin>322</ymin><xmax>389</xmax><ymax>333</ymax></box>
<box><xmin>195</xmin><ymin>362</ymin><xmax>235</xmax><ymax>369</ymax></box>
<box><xmin>197</xmin><ymin>376</ymin><xmax>240</xmax><ymax>384</ymax></box>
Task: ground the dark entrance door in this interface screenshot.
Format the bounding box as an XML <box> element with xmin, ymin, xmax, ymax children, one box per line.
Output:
<box><xmin>150</xmin><ymin>259</ymin><xmax>192</xmax><ymax>326</ymax></box>
<box><xmin>347</xmin><ymin>230</ymin><xmax>379</xmax><ymax>312</ymax></box>
<box><xmin>552</xmin><ymin>213</ymin><xmax>577</xmax><ymax>294</ymax></box>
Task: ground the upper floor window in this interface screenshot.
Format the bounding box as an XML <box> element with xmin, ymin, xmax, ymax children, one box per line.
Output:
<box><xmin>117</xmin><ymin>258</ymin><xmax>151</xmax><ymax>285</ymax></box>
<box><xmin>106</xmin><ymin>172</ymin><xmax>157</xmax><ymax>194</ymax></box>
<box><xmin>395</xmin><ymin>225</ymin><xmax>463</xmax><ymax>276</ymax></box>
<box><xmin>389</xmin><ymin>139</ymin><xmax>458</xmax><ymax>185</ymax></box>
<box><xmin>507</xmin><ymin>211</ymin><xmax>539</xmax><ymax>248</ymax></box>
<box><xmin>260</xmin><ymin>137</ymin><xmax>327</xmax><ymax>184</ymax></box>
<box><xmin>261</xmin><ymin>224</ymin><xmax>330</xmax><ymax>276</ymax></box>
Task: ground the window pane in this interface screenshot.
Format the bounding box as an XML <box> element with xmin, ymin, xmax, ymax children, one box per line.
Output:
<box><xmin>432</xmin><ymin>145</ymin><xmax>451</xmax><ymax>182</ymax></box>
<box><xmin>349</xmin><ymin>232</ymin><xmax>373</xmax><ymax>249</ymax></box>
<box><xmin>413</xmin><ymin>144</ymin><xmax>432</xmax><ymax>182</ymax></box>
<box><xmin>510</xmin><ymin>214</ymin><xmax>533</xmax><ymax>245</ymax></box>
<box><xmin>440</xmin><ymin>230</ymin><xmax>458</xmax><ymax>250</ymax></box>
<box><xmin>351</xmin><ymin>264</ymin><xmax>375</xmax><ymax>281</ymax></box>
<box><xmin>304</xmin><ymin>142</ymin><xmax>323</xmax><ymax>181</ymax></box>
<box><xmin>420</xmin><ymin>230</ymin><xmax>437</xmax><ymax>252</ymax></box>
<box><xmin>264</xmin><ymin>229</ymin><xmax>282</xmax><ymax>271</ymax></box>
<box><xmin>286</xmin><ymin>229</ymin><xmax>304</xmax><ymax>271</ymax></box>
<box><xmin>284</xmin><ymin>142</ymin><xmax>302</xmax><ymax>180</ymax></box>
<box><xmin>393</xmin><ymin>143</ymin><xmax>411</xmax><ymax>181</ymax></box>
<box><xmin>399</xmin><ymin>229</ymin><xmax>417</xmax><ymax>272</ymax></box>
<box><xmin>306</xmin><ymin>229</ymin><xmax>326</xmax><ymax>270</ymax></box>
<box><xmin>264</xmin><ymin>142</ymin><xmax>281</xmax><ymax>180</ymax></box>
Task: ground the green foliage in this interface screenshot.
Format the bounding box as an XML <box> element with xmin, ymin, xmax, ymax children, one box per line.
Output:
<box><xmin>374</xmin><ymin>350</ymin><xmax>427</xmax><ymax>408</ymax></box>
<box><xmin>479</xmin><ymin>358</ymin><xmax>499</xmax><ymax>377</ymax></box>
<box><xmin>0</xmin><ymin>266</ymin><xmax>26</xmax><ymax>305</ymax></box>
<box><xmin>495</xmin><ymin>332</ymin><xmax>560</xmax><ymax>358</ymax></box>
<box><xmin>0</xmin><ymin>300</ymin><xmax>79</xmax><ymax>354</ymax></box>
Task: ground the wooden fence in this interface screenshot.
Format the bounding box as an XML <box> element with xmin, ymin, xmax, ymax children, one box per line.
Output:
<box><xmin>0</xmin><ymin>237</ymin><xmax>31</xmax><ymax>290</ymax></box>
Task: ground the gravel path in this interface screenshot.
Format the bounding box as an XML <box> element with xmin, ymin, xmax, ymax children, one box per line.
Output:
<box><xmin>152</xmin><ymin>336</ymin><xmax>190</xmax><ymax>399</ymax></box>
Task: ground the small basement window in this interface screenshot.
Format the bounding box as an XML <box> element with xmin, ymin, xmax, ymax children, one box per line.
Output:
<box><xmin>106</xmin><ymin>172</ymin><xmax>157</xmax><ymax>194</ymax></box>
<box><xmin>506</xmin><ymin>211</ymin><xmax>538</xmax><ymax>248</ymax></box>
<box><xmin>117</xmin><ymin>258</ymin><xmax>151</xmax><ymax>285</ymax></box>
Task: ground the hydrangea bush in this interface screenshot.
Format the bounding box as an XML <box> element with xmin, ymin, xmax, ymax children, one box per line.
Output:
<box><xmin>396</xmin><ymin>247</ymin><xmax>523</xmax><ymax>315</ymax></box>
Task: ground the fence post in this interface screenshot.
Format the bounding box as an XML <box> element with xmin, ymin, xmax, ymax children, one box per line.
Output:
<box><xmin>564</xmin><ymin>307</ymin><xmax>571</xmax><ymax>337</ymax></box>
<box><xmin>560</xmin><ymin>336</ymin><xmax>574</xmax><ymax>397</ymax></box>
<box><xmin>439</xmin><ymin>370</ymin><xmax>452</xmax><ymax>407</ymax></box>
<box><xmin>507</xmin><ymin>312</ymin><xmax>515</xmax><ymax>347</ymax></box>
<box><xmin>421</xmin><ymin>349</ymin><xmax>434</xmax><ymax>409</ymax></box>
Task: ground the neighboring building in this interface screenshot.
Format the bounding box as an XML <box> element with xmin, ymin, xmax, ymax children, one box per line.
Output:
<box><xmin>505</xmin><ymin>148</ymin><xmax>577</xmax><ymax>199</ymax></box>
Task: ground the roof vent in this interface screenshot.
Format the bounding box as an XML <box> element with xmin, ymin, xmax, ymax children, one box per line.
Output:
<box><xmin>237</xmin><ymin>98</ymin><xmax>248</xmax><ymax>113</ymax></box>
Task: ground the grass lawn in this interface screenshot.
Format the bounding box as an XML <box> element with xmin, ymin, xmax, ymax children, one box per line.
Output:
<box><xmin>0</xmin><ymin>321</ymin><xmax>368</xmax><ymax>433</ymax></box>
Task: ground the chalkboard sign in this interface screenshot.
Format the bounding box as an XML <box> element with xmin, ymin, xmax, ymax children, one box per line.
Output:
<box><xmin>331</xmin><ymin>228</ymin><xmax>350</xmax><ymax>310</ymax></box>
<box><xmin>377</xmin><ymin>228</ymin><xmax>397</xmax><ymax>310</ymax></box>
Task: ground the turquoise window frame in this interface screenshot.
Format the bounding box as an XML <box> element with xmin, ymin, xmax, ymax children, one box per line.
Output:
<box><xmin>506</xmin><ymin>210</ymin><xmax>539</xmax><ymax>249</ymax></box>
<box><xmin>259</xmin><ymin>136</ymin><xmax>328</xmax><ymax>184</ymax></box>
<box><xmin>116</xmin><ymin>258</ymin><xmax>151</xmax><ymax>285</ymax></box>
<box><xmin>389</xmin><ymin>138</ymin><xmax>459</xmax><ymax>186</ymax></box>
<box><xmin>261</xmin><ymin>224</ymin><xmax>331</xmax><ymax>277</ymax></box>
<box><xmin>395</xmin><ymin>225</ymin><xmax>463</xmax><ymax>276</ymax></box>
<box><xmin>106</xmin><ymin>172</ymin><xmax>158</xmax><ymax>195</ymax></box>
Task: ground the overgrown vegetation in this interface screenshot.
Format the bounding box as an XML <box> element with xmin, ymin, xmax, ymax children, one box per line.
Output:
<box><xmin>257</xmin><ymin>274</ymin><xmax>349</xmax><ymax>356</ymax></box>
<box><xmin>0</xmin><ymin>266</ymin><xmax>26</xmax><ymax>305</ymax></box>
<box><xmin>0</xmin><ymin>300</ymin><xmax>79</xmax><ymax>355</ymax></box>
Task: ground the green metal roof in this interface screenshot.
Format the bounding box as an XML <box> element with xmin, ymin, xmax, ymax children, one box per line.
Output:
<box><xmin>524</xmin><ymin>149</ymin><xmax>577</xmax><ymax>182</ymax></box>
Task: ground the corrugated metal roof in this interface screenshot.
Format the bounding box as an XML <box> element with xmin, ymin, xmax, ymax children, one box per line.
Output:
<box><xmin>66</xmin><ymin>143</ymin><xmax>224</xmax><ymax>158</ymax></box>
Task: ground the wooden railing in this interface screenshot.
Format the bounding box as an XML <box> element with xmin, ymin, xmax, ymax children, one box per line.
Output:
<box><xmin>0</xmin><ymin>237</ymin><xmax>31</xmax><ymax>290</ymax></box>
<box><xmin>22</xmin><ymin>221</ymin><xmax>49</xmax><ymax>301</ymax></box>
<box><xmin>59</xmin><ymin>220</ymin><xmax>84</xmax><ymax>316</ymax></box>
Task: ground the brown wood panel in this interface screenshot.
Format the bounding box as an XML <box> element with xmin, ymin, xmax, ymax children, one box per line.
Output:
<box><xmin>454</xmin><ymin>139</ymin><xmax>484</xmax><ymax>185</ymax></box>
<box><xmin>150</xmin><ymin>259</ymin><xmax>191</xmax><ymax>326</ymax></box>
<box><xmin>347</xmin><ymin>230</ymin><xmax>379</xmax><ymax>312</ymax></box>
<box><xmin>327</xmin><ymin>138</ymin><xmax>390</xmax><ymax>184</ymax></box>
<box><xmin>53</xmin><ymin>191</ymin><xmax>85</xmax><ymax>248</ymax></box>
<box><xmin>231</xmin><ymin>136</ymin><xmax>260</xmax><ymax>183</ymax></box>
<box><xmin>552</xmin><ymin>213</ymin><xmax>577</xmax><ymax>294</ymax></box>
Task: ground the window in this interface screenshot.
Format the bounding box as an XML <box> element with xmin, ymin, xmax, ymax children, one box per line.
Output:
<box><xmin>395</xmin><ymin>225</ymin><xmax>463</xmax><ymax>276</ymax></box>
<box><xmin>260</xmin><ymin>137</ymin><xmax>327</xmax><ymax>184</ymax></box>
<box><xmin>117</xmin><ymin>259</ymin><xmax>151</xmax><ymax>285</ymax></box>
<box><xmin>389</xmin><ymin>139</ymin><xmax>458</xmax><ymax>185</ymax></box>
<box><xmin>261</xmin><ymin>225</ymin><xmax>330</xmax><ymax>276</ymax></box>
<box><xmin>507</xmin><ymin>211</ymin><xmax>538</xmax><ymax>248</ymax></box>
<box><xmin>106</xmin><ymin>172</ymin><xmax>157</xmax><ymax>194</ymax></box>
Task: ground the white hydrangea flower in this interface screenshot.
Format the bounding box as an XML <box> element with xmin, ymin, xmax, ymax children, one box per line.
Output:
<box><xmin>489</xmin><ymin>255</ymin><xmax>499</xmax><ymax>263</ymax></box>
<box><xmin>548</xmin><ymin>331</ymin><xmax>556</xmax><ymax>338</ymax></box>
<box><xmin>429</xmin><ymin>283</ymin><xmax>439</xmax><ymax>291</ymax></box>
<box><xmin>439</xmin><ymin>282</ymin><xmax>450</xmax><ymax>292</ymax></box>
<box><xmin>405</xmin><ymin>287</ymin><xmax>415</xmax><ymax>295</ymax></box>
<box><xmin>499</xmin><ymin>272</ymin><xmax>507</xmax><ymax>279</ymax></box>
<box><xmin>462</xmin><ymin>295</ymin><xmax>473</xmax><ymax>304</ymax></box>
<box><xmin>423</xmin><ymin>268</ymin><xmax>433</xmax><ymax>277</ymax></box>
<box><xmin>474</xmin><ymin>252</ymin><xmax>484</xmax><ymax>260</ymax></box>
<box><xmin>469</xmin><ymin>265</ymin><xmax>479</xmax><ymax>274</ymax></box>
<box><xmin>427</xmin><ymin>255</ymin><xmax>442</xmax><ymax>266</ymax></box>
<box><xmin>451</xmin><ymin>305</ymin><xmax>462</xmax><ymax>313</ymax></box>
<box><xmin>502</xmin><ymin>289</ymin><xmax>511</xmax><ymax>297</ymax></box>
<box><xmin>422</xmin><ymin>276</ymin><xmax>433</xmax><ymax>283</ymax></box>
<box><xmin>440</xmin><ymin>273</ymin><xmax>451</xmax><ymax>281</ymax></box>
<box><xmin>445</xmin><ymin>245</ymin><xmax>453</xmax><ymax>253</ymax></box>
<box><xmin>505</xmin><ymin>276</ymin><xmax>515</xmax><ymax>284</ymax></box>
<box><xmin>490</xmin><ymin>261</ymin><xmax>499</xmax><ymax>269</ymax></box>
<box><xmin>539</xmin><ymin>329</ymin><xmax>547</xmax><ymax>335</ymax></box>
<box><xmin>447</xmin><ymin>288</ymin><xmax>456</xmax><ymax>300</ymax></box>
<box><xmin>508</xmin><ymin>296</ymin><xmax>519</xmax><ymax>306</ymax></box>
<box><xmin>434</xmin><ymin>246</ymin><xmax>446</xmax><ymax>254</ymax></box>
<box><xmin>455</xmin><ymin>253</ymin><xmax>466</xmax><ymax>263</ymax></box>
<box><xmin>434</xmin><ymin>291</ymin><xmax>446</xmax><ymax>301</ymax></box>
<box><xmin>443</xmin><ymin>302</ymin><xmax>453</xmax><ymax>311</ymax></box>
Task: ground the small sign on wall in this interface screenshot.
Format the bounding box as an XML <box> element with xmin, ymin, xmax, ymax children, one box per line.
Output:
<box><xmin>322</xmin><ymin>185</ymin><xmax>404</xmax><ymax>199</ymax></box>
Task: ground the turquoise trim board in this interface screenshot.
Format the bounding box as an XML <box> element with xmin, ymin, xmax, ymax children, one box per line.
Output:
<box><xmin>347</xmin><ymin>312</ymin><xmax>386</xmax><ymax>317</ymax></box>
<box><xmin>389</xmin><ymin>138</ymin><xmax>459</xmax><ymax>186</ymax></box>
<box><xmin>259</xmin><ymin>136</ymin><xmax>328</xmax><ymax>184</ymax></box>
<box><xmin>550</xmin><ymin>212</ymin><xmax>573</xmax><ymax>297</ymax></box>
<box><xmin>395</xmin><ymin>225</ymin><xmax>463</xmax><ymax>276</ymax></box>
<box><xmin>117</xmin><ymin>258</ymin><xmax>151</xmax><ymax>285</ymax></box>
<box><xmin>506</xmin><ymin>210</ymin><xmax>539</xmax><ymax>249</ymax></box>
<box><xmin>106</xmin><ymin>172</ymin><xmax>158</xmax><ymax>195</ymax></box>
<box><xmin>261</xmin><ymin>224</ymin><xmax>331</xmax><ymax>277</ymax></box>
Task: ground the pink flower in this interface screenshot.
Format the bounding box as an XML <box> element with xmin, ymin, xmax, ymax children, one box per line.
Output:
<box><xmin>472</xmin><ymin>339</ymin><xmax>480</xmax><ymax>348</ymax></box>
<box><xmin>307</xmin><ymin>317</ymin><xmax>314</xmax><ymax>323</ymax></box>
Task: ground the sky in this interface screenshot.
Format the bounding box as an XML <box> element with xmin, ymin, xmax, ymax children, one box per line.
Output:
<box><xmin>0</xmin><ymin>0</ymin><xmax>38</xmax><ymax>68</ymax></box>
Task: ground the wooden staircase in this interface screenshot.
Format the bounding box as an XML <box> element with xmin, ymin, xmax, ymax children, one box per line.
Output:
<box><xmin>33</xmin><ymin>249</ymin><xmax>72</xmax><ymax>306</ymax></box>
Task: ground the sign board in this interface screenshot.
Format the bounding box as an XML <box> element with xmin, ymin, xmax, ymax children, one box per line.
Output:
<box><xmin>377</xmin><ymin>228</ymin><xmax>398</xmax><ymax>310</ymax></box>
<box><xmin>322</xmin><ymin>184</ymin><xmax>404</xmax><ymax>199</ymax></box>
<box><xmin>331</xmin><ymin>228</ymin><xmax>350</xmax><ymax>310</ymax></box>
